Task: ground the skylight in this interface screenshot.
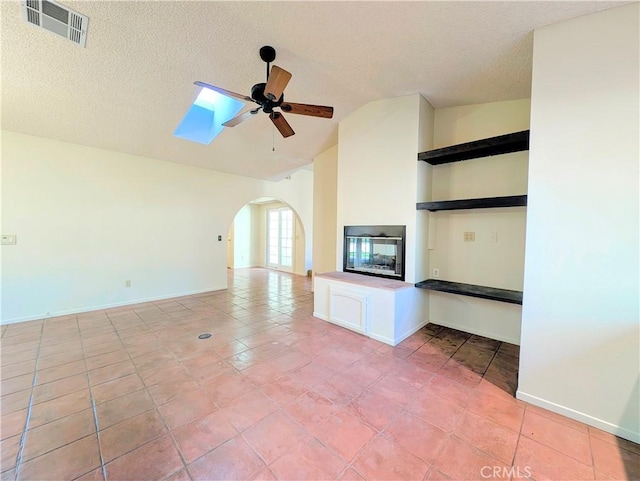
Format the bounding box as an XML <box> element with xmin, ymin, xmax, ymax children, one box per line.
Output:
<box><xmin>174</xmin><ymin>88</ymin><xmax>244</xmax><ymax>145</ymax></box>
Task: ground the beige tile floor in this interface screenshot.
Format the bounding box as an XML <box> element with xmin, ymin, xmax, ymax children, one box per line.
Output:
<box><xmin>1</xmin><ymin>268</ymin><xmax>638</xmax><ymax>480</ymax></box>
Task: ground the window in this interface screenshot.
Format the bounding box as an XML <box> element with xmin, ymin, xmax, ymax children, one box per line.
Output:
<box><xmin>173</xmin><ymin>87</ymin><xmax>244</xmax><ymax>145</ymax></box>
<box><xmin>267</xmin><ymin>207</ymin><xmax>294</xmax><ymax>270</ymax></box>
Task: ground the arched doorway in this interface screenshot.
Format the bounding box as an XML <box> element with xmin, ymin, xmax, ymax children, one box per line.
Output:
<box><xmin>227</xmin><ymin>197</ymin><xmax>307</xmax><ymax>275</ymax></box>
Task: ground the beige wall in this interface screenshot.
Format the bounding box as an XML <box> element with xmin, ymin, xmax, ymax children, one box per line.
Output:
<box><xmin>416</xmin><ymin>95</ymin><xmax>435</xmax><ymax>284</ymax></box>
<box><xmin>426</xmin><ymin>99</ymin><xmax>530</xmax><ymax>344</ymax></box>
<box><xmin>312</xmin><ymin>145</ymin><xmax>338</xmax><ymax>276</ymax></box>
<box><xmin>1</xmin><ymin>131</ymin><xmax>313</xmax><ymax>323</ymax></box>
<box><xmin>519</xmin><ymin>3</ymin><xmax>639</xmax><ymax>442</ymax></box>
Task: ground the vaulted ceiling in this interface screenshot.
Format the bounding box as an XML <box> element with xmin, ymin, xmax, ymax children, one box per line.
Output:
<box><xmin>0</xmin><ymin>1</ymin><xmax>625</xmax><ymax>180</ymax></box>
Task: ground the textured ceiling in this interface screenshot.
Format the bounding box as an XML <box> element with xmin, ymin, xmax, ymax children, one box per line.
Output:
<box><xmin>0</xmin><ymin>1</ymin><xmax>626</xmax><ymax>180</ymax></box>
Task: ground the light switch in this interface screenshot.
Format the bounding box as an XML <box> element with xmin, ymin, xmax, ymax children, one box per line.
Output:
<box><xmin>489</xmin><ymin>232</ymin><xmax>498</xmax><ymax>243</ymax></box>
<box><xmin>463</xmin><ymin>232</ymin><xmax>475</xmax><ymax>242</ymax></box>
<box><xmin>1</xmin><ymin>235</ymin><xmax>16</xmax><ymax>245</ymax></box>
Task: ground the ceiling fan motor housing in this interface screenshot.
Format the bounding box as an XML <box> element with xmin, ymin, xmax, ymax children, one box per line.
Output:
<box><xmin>251</xmin><ymin>83</ymin><xmax>283</xmax><ymax>113</ymax></box>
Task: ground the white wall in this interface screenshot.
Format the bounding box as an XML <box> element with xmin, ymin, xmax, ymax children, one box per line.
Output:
<box><xmin>427</xmin><ymin>99</ymin><xmax>530</xmax><ymax>344</ymax></box>
<box><xmin>312</xmin><ymin>145</ymin><xmax>338</xmax><ymax>276</ymax></box>
<box><xmin>333</xmin><ymin>94</ymin><xmax>433</xmax><ymax>341</ymax></box>
<box><xmin>227</xmin><ymin>222</ymin><xmax>234</xmax><ymax>268</ymax></box>
<box><xmin>1</xmin><ymin>131</ymin><xmax>314</xmax><ymax>324</ymax></box>
<box><xmin>519</xmin><ymin>3</ymin><xmax>639</xmax><ymax>443</ymax></box>
<box><xmin>231</xmin><ymin>204</ymin><xmax>259</xmax><ymax>269</ymax></box>
<box><xmin>336</xmin><ymin>94</ymin><xmax>426</xmax><ymax>284</ymax></box>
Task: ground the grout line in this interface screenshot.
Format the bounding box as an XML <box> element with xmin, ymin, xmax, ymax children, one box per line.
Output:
<box><xmin>77</xmin><ymin>315</ymin><xmax>108</xmax><ymax>481</ymax></box>
<box><xmin>509</xmin><ymin>401</ymin><xmax>529</xmax><ymax>470</ymax></box>
<box><xmin>13</xmin><ymin>320</ymin><xmax>45</xmax><ymax>481</ymax></box>
<box><xmin>90</xmin><ymin>397</ymin><xmax>108</xmax><ymax>481</ymax></box>
<box><xmin>587</xmin><ymin>418</ymin><xmax>598</xmax><ymax>479</ymax></box>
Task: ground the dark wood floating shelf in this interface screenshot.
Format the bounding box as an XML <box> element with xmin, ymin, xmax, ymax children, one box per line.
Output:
<box><xmin>418</xmin><ymin>130</ymin><xmax>530</xmax><ymax>165</ymax></box>
<box><xmin>417</xmin><ymin>194</ymin><xmax>527</xmax><ymax>212</ymax></box>
<box><xmin>415</xmin><ymin>279</ymin><xmax>523</xmax><ymax>305</ymax></box>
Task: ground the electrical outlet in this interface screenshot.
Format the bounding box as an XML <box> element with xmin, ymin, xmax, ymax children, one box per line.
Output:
<box><xmin>125</xmin><ymin>280</ymin><xmax>131</xmax><ymax>288</ymax></box>
<box><xmin>1</xmin><ymin>234</ymin><xmax>17</xmax><ymax>245</ymax></box>
<box><xmin>464</xmin><ymin>232</ymin><xmax>475</xmax><ymax>242</ymax></box>
<box><xmin>432</xmin><ymin>268</ymin><xmax>440</xmax><ymax>278</ymax></box>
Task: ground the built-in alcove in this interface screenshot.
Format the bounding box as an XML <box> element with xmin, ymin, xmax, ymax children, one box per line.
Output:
<box><xmin>416</xmin><ymin>130</ymin><xmax>528</xmax><ymax>310</ymax></box>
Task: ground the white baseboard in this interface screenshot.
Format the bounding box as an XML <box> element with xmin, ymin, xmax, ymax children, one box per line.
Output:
<box><xmin>1</xmin><ymin>285</ymin><xmax>227</xmax><ymax>325</ymax></box>
<box><xmin>315</xmin><ymin>311</ymin><xmax>368</xmax><ymax>336</ymax></box>
<box><xmin>312</xmin><ymin>311</ymin><xmax>328</xmax><ymax>321</ymax></box>
<box><xmin>430</xmin><ymin>318</ymin><xmax>521</xmax><ymax>345</ymax></box>
<box><xmin>314</xmin><ymin>312</ymin><xmax>429</xmax><ymax>348</ymax></box>
<box><xmin>393</xmin><ymin>318</ymin><xmax>430</xmax><ymax>346</ymax></box>
<box><xmin>516</xmin><ymin>390</ymin><xmax>640</xmax><ymax>444</ymax></box>
<box><xmin>315</xmin><ymin>311</ymin><xmax>394</xmax><ymax>346</ymax></box>
<box><xmin>368</xmin><ymin>332</ymin><xmax>396</xmax><ymax>346</ymax></box>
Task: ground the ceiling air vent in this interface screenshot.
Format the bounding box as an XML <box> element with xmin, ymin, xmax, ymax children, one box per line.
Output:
<box><xmin>21</xmin><ymin>0</ymin><xmax>88</xmax><ymax>47</ymax></box>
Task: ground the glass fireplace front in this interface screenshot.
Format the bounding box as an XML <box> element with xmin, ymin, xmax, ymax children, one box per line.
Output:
<box><xmin>343</xmin><ymin>225</ymin><xmax>406</xmax><ymax>281</ymax></box>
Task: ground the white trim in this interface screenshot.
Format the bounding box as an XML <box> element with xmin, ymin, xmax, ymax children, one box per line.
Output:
<box><xmin>429</xmin><ymin>318</ymin><xmax>521</xmax><ymax>345</ymax></box>
<box><xmin>314</xmin><ymin>310</ymin><xmax>371</xmax><ymax>338</ymax></box>
<box><xmin>312</xmin><ymin>311</ymin><xmax>328</xmax><ymax>321</ymax></box>
<box><xmin>1</xmin><ymin>285</ymin><xmax>227</xmax><ymax>325</ymax></box>
<box><xmin>368</xmin><ymin>331</ymin><xmax>396</xmax><ymax>346</ymax></box>
<box><xmin>314</xmin><ymin>312</ymin><xmax>429</xmax><ymax>348</ymax></box>
<box><xmin>393</xmin><ymin>318</ymin><xmax>430</xmax><ymax>346</ymax></box>
<box><xmin>516</xmin><ymin>390</ymin><xmax>640</xmax><ymax>444</ymax></box>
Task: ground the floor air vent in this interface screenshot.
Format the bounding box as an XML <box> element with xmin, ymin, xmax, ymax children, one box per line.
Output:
<box><xmin>21</xmin><ymin>0</ymin><xmax>88</xmax><ymax>47</ymax></box>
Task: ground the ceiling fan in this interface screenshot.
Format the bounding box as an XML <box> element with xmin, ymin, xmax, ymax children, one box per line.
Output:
<box><xmin>194</xmin><ymin>46</ymin><xmax>334</xmax><ymax>138</ymax></box>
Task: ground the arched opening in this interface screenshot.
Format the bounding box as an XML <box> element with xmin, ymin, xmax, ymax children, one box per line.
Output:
<box><xmin>227</xmin><ymin>197</ymin><xmax>308</xmax><ymax>275</ymax></box>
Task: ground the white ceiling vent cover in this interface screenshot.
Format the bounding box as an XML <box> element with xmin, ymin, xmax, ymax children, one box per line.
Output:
<box><xmin>21</xmin><ymin>0</ymin><xmax>88</xmax><ymax>47</ymax></box>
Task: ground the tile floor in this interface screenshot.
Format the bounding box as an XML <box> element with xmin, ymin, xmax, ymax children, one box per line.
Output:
<box><xmin>1</xmin><ymin>268</ymin><xmax>639</xmax><ymax>481</ymax></box>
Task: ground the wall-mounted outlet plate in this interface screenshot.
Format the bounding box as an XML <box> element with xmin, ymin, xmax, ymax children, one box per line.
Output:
<box><xmin>1</xmin><ymin>235</ymin><xmax>17</xmax><ymax>245</ymax></box>
<box><xmin>489</xmin><ymin>231</ymin><xmax>498</xmax><ymax>243</ymax></box>
<box><xmin>432</xmin><ymin>268</ymin><xmax>440</xmax><ymax>278</ymax></box>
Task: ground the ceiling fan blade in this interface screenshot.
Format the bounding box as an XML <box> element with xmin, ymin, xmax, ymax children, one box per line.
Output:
<box><xmin>194</xmin><ymin>81</ymin><xmax>255</xmax><ymax>103</ymax></box>
<box><xmin>222</xmin><ymin>108</ymin><xmax>260</xmax><ymax>127</ymax></box>
<box><xmin>280</xmin><ymin>102</ymin><xmax>334</xmax><ymax>119</ymax></box>
<box><xmin>264</xmin><ymin>66</ymin><xmax>292</xmax><ymax>101</ymax></box>
<box><xmin>270</xmin><ymin>112</ymin><xmax>295</xmax><ymax>138</ymax></box>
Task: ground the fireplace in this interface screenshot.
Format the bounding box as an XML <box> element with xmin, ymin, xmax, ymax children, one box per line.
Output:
<box><xmin>343</xmin><ymin>225</ymin><xmax>406</xmax><ymax>281</ymax></box>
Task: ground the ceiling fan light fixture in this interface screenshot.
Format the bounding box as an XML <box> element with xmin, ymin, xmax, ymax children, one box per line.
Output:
<box><xmin>174</xmin><ymin>87</ymin><xmax>244</xmax><ymax>144</ymax></box>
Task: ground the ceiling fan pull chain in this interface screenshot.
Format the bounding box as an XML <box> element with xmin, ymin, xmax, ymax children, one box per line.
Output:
<box><xmin>272</xmin><ymin>125</ymin><xmax>276</xmax><ymax>152</ymax></box>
